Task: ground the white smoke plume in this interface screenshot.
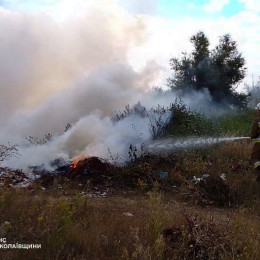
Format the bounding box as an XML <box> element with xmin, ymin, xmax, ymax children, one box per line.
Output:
<box><xmin>0</xmin><ymin>3</ymin><xmax>148</xmax><ymax>120</ymax></box>
<box><xmin>0</xmin><ymin>3</ymin><xmax>167</xmax><ymax>170</ymax></box>
<box><xmin>0</xmin><ymin>2</ymin><xmax>229</xmax><ymax>171</ymax></box>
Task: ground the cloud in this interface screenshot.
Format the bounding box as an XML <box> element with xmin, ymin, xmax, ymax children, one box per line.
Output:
<box><xmin>203</xmin><ymin>0</ymin><xmax>230</xmax><ymax>13</ymax></box>
<box><xmin>239</xmin><ymin>0</ymin><xmax>260</xmax><ymax>13</ymax></box>
<box><xmin>119</xmin><ymin>0</ymin><xmax>159</xmax><ymax>15</ymax></box>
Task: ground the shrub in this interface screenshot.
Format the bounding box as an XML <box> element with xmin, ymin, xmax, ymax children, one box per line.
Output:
<box><xmin>164</xmin><ymin>100</ymin><xmax>219</xmax><ymax>137</ymax></box>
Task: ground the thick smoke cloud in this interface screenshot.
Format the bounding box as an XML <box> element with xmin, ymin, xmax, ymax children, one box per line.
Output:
<box><xmin>0</xmin><ymin>4</ymin><xmax>147</xmax><ymax>120</ymax></box>
<box><xmin>0</xmin><ymin>3</ymin><xmax>166</xmax><ymax>170</ymax></box>
<box><xmin>0</xmin><ymin>2</ymin><xmax>223</xmax><ymax>171</ymax></box>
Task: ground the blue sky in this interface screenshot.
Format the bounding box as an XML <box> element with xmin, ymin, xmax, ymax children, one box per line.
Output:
<box><xmin>0</xmin><ymin>0</ymin><xmax>246</xmax><ymax>18</ymax></box>
<box><xmin>119</xmin><ymin>0</ymin><xmax>246</xmax><ymax>18</ymax></box>
<box><xmin>158</xmin><ymin>0</ymin><xmax>245</xmax><ymax>18</ymax></box>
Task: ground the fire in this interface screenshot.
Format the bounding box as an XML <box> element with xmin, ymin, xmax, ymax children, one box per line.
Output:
<box><xmin>71</xmin><ymin>154</ymin><xmax>87</xmax><ymax>169</ymax></box>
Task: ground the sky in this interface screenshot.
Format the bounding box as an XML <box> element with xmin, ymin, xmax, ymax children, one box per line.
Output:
<box><xmin>1</xmin><ymin>0</ymin><xmax>260</xmax><ymax>168</ymax></box>
<box><xmin>0</xmin><ymin>0</ymin><xmax>259</xmax><ymax>84</ymax></box>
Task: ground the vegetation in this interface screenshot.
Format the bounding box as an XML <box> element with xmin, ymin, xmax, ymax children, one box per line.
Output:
<box><xmin>0</xmin><ymin>114</ymin><xmax>259</xmax><ymax>259</ymax></box>
<box><xmin>164</xmin><ymin>100</ymin><xmax>219</xmax><ymax>137</ymax></box>
<box><xmin>0</xmin><ymin>144</ymin><xmax>19</xmax><ymax>163</ymax></box>
<box><xmin>161</xmin><ymin>100</ymin><xmax>254</xmax><ymax>137</ymax></box>
<box><xmin>112</xmin><ymin>99</ymin><xmax>255</xmax><ymax>140</ymax></box>
<box><xmin>112</xmin><ymin>102</ymin><xmax>170</xmax><ymax>139</ymax></box>
<box><xmin>0</xmin><ymin>138</ymin><xmax>259</xmax><ymax>260</ymax></box>
<box><xmin>168</xmin><ymin>31</ymin><xmax>248</xmax><ymax>109</ymax></box>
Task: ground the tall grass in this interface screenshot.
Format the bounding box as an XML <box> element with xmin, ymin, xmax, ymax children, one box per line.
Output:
<box><xmin>0</xmin><ymin>187</ymin><xmax>259</xmax><ymax>259</ymax></box>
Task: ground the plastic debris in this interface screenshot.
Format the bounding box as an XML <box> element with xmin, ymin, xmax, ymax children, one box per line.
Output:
<box><xmin>155</xmin><ymin>171</ymin><xmax>169</xmax><ymax>179</ymax></box>
<box><xmin>220</xmin><ymin>173</ymin><xmax>226</xmax><ymax>181</ymax></box>
<box><xmin>192</xmin><ymin>174</ymin><xmax>210</xmax><ymax>184</ymax></box>
<box><xmin>123</xmin><ymin>212</ymin><xmax>134</xmax><ymax>217</ymax></box>
<box><xmin>0</xmin><ymin>167</ymin><xmax>30</xmax><ymax>188</ymax></box>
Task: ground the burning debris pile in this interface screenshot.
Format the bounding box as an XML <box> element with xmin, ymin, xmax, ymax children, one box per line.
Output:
<box><xmin>0</xmin><ymin>154</ymin><xmax>177</xmax><ymax>191</ymax></box>
<box><xmin>67</xmin><ymin>156</ymin><xmax>114</xmax><ymax>184</ymax></box>
<box><xmin>0</xmin><ymin>156</ymin><xmax>114</xmax><ymax>190</ymax></box>
<box><xmin>34</xmin><ymin>156</ymin><xmax>116</xmax><ymax>191</ymax></box>
<box><xmin>69</xmin><ymin>157</ymin><xmax>111</xmax><ymax>177</ymax></box>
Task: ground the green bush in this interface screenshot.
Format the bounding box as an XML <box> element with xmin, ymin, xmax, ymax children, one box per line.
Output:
<box><xmin>218</xmin><ymin>109</ymin><xmax>255</xmax><ymax>136</ymax></box>
<box><xmin>164</xmin><ymin>100</ymin><xmax>220</xmax><ymax>137</ymax></box>
<box><xmin>164</xmin><ymin>101</ymin><xmax>255</xmax><ymax>137</ymax></box>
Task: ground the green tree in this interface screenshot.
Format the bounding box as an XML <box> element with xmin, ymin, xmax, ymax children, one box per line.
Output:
<box><xmin>168</xmin><ymin>31</ymin><xmax>247</xmax><ymax>108</ymax></box>
<box><xmin>191</xmin><ymin>31</ymin><xmax>211</xmax><ymax>91</ymax></box>
<box><xmin>210</xmin><ymin>34</ymin><xmax>247</xmax><ymax>105</ymax></box>
<box><xmin>168</xmin><ymin>52</ymin><xmax>194</xmax><ymax>93</ymax></box>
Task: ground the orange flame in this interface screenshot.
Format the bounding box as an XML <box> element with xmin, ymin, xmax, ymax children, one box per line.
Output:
<box><xmin>71</xmin><ymin>153</ymin><xmax>87</xmax><ymax>169</ymax></box>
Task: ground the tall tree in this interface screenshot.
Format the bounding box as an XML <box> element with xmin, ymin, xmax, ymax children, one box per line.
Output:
<box><xmin>168</xmin><ymin>52</ymin><xmax>194</xmax><ymax>93</ymax></box>
<box><xmin>210</xmin><ymin>34</ymin><xmax>246</xmax><ymax>104</ymax></box>
<box><xmin>191</xmin><ymin>31</ymin><xmax>210</xmax><ymax>91</ymax></box>
<box><xmin>168</xmin><ymin>32</ymin><xmax>247</xmax><ymax>108</ymax></box>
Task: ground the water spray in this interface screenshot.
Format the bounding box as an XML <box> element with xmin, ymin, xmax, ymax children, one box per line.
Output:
<box><xmin>148</xmin><ymin>136</ymin><xmax>250</xmax><ymax>152</ymax></box>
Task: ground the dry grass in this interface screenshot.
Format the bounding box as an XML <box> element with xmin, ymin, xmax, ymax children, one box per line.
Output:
<box><xmin>0</xmin><ymin>189</ymin><xmax>259</xmax><ymax>259</ymax></box>
<box><xmin>0</xmin><ymin>140</ymin><xmax>259</xmax><ymax>259</ymax></box>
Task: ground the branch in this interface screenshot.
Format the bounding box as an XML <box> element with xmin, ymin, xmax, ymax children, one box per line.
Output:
<box><xmin>0</xmin><ymin>144</ymin><xmax>20</xmax><ymax>162</ymax></box>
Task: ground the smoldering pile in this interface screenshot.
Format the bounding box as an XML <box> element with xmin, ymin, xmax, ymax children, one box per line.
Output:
<box><xmin>0</xmin><ymin>153</ymin><xmax>177</xmax><ymax>193</ymax></box>
<box><xmin>0</xmin><ymin>157</ymin><xmax>113</xmax><ymax>190</ymax></box>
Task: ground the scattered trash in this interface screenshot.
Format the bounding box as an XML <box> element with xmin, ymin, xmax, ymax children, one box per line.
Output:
<box><xmin>220</xmin><ymin>173</ymin><xmax>226</xmax><ymax>181</ymax></box>
<box><xmin>192</xmin><ymin>174</ymin><xmax>210</xmax><ymax>184</ymax></box>
<box><xmin>155</xmin><ymin>171</ymin><xmax>169</xmax><ymax>179</ymax></box>
<box><xmin>0</xmin><ymin>167</ymin><xmax>30</xmax><ymax>189</ymax></box>
<box><xmin>93</xmin><ymin>191</ymin><xmax>107</xmax><ymax>198</ymax></box>
<box><xmin>86</xmin><ymin>190</ymin><xmax>108</xmax><ymax>198</ymax></box>
<box><xmin>123</xmin><ymin>212</ymin><xmax>134</xmax><ymax>217</ymax></box>
<box><xmin>10</xmin><ymin>180</ymin><xmax>31</xmax><ymax>189</ymax></box>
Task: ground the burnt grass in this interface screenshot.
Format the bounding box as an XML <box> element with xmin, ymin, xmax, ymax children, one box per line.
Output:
<box><xmin>0</xmin><ymin>140</ymin><xmax>260</xmax><ymax>259</ymax></box>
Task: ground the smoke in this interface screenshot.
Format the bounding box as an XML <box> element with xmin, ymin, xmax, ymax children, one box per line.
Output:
<box><xmin>0</xmin><ymin>3</ymin><xmax>148</xmax><ymax>121</ymax></box>
<box><xmin>2</xmin><ymin>81</ymin><xmax>229</xmax><ymax>171</ymax></box>
<box><xmin>0</xmin><ymin>3</ymin><xmax>240</xmax><ymax>171</ymax></box>
<box><xmin>0</xmin><ymin>3</ymin><xmax>167</xmax><ymax>170</ymax></box>
<box><xmin>245</xmin><ymin>77</ymin><xmax>260</xmax><ymax>108</ymax></box>
<box><xmin>5</xmin><ymin>112</ymin><xmax>155</xmax><ymax>170</ymax></box>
